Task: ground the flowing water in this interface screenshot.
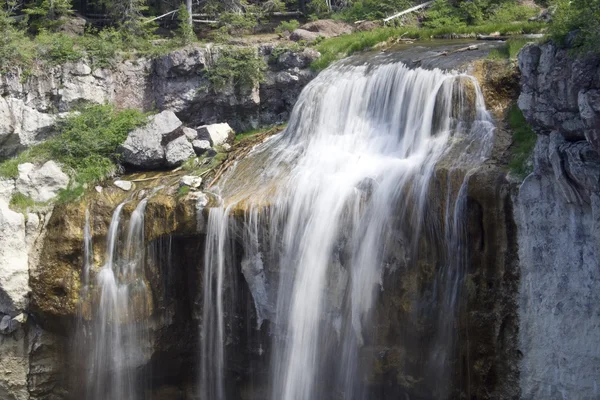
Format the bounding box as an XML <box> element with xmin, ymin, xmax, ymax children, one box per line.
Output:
<box><xmin>200</xmin><ymin>60</ymin><xmax>495</xmax><ymax>399</ymax></box>
<box><xmin>79</xmin><ymin>199</ymin><xmax>152</xmax><ymax>400</ymax></box>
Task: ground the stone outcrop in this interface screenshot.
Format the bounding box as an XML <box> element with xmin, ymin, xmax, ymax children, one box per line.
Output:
<box><xmin>15</xmin><ymin>161</ymin><xmax>70</xmax><ymax>203</ymax></box>
<box><xmin>119</xmin><ymin>111</ymin><xmax>232</xmax><ymax>169</ymax></box>
<box><xmin>196</xmin><ymin>123</ymin><xmax>234</xmax><ymax>147</ymax></box>
<box><xmin>518</xmin><ymin>42</ymin><xmax>600</xmax><ymax>150</ymax></box>
<box><xmin>517</xmin><ymin>41</ymin><xmax>600</xmax><ymax>400</ymax></box>
<box><xmin>0</xmin><ymin>45</ymin><xmax>318</xmax><ymax>159</ymax></box>
<box><xmin>119</xmin><ymin>110</ymin><xmax>184</xmax><ymax>169</ymax></box>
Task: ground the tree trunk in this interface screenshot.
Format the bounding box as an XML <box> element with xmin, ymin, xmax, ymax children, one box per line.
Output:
<box><xmin>186</xmin><ymin>0</ymin><xmax>192</xmax><ymax>26</ymax></box>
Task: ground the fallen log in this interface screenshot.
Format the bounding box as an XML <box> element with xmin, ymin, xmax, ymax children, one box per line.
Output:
<box><xmin>477</xmin><ymin>34</ymin><xmax>510</xmax><ymax>40</ymax></box>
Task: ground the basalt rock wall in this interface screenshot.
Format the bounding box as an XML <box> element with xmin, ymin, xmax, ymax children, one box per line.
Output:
<box><xmin>516</xmin><ymin>42</ymin><xmax>600</xmax><ymax>400</ymax></box>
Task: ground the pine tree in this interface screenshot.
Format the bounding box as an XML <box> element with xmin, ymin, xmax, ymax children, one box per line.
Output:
<box><xmin>24</xmin><ymin>0</ymin><xmax>73</xmax><ymax>31</ymax></box>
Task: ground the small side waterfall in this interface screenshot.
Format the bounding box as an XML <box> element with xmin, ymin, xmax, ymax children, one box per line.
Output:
<box><xmin>79</xmin><ymin>198</ymin><xmax>152</xmax><ymax>400</ymax></box>
<box><xmin>200</xmin><ymin>205</ymin><xmax>232</xmax><ymax>400</ymax></box>
<box><xmin>201</xmin><ymin>60</ymin><xmax>495</xmax><ymax>399</ymax></box>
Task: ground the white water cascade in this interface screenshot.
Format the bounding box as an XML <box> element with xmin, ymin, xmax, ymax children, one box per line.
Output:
<box><xmin>201</xmin><ymin>59</ymin><xmax>495</xmax><ymax>400</ymax></box>
<box><xmin>80</xmin><ymin>198</ymin><xmax>152</xmax><ymax>400</ymax></box>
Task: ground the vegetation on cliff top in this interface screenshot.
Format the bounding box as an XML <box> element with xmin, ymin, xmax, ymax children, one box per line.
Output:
<box><xmin>548</xmin><ymin>0</ymin><xmax>600</xmax><ymax>53</ymax></box>
<box><xmin>0</xmin><ymin>104</ymin><xmax>148</xmax><ymax>193</ymax></box>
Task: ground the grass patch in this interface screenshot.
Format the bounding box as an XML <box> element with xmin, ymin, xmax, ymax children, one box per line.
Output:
<box><xmin>177</xmin><ymin>185</ymin><xmax>190</xmax><ymax>197</ymax></box>
<box><xmin>9</xmin><ymin>193</ymin><xmax>36</xmax><ymax>213</ymax></box>
<box><xmin>312</xmin><ymin>21</ymin><xmax>546</xmax><ymax>70</ymax></box>
<box><xmin>487</xmin><ymin>38</ymin><xmax>536</xmax><ymax>60</ymax></box>
<box><xmin>507</xmin><ymin>104</ymin><xmax>537</xmax><ymax>178</ymax></box>
<box><xmin>0</xmin><ymin>104</ymin><xmax>149</xmax><ymax>201</ymax></box>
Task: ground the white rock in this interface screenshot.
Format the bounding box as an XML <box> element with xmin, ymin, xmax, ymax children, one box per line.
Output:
<box><xmin>165</xmin><ymin>135</ymin><xmax>195</xmax><ymax>168</ymax></box>
<box><xmin>15</xmin><ymin>161</ymin><xmax>69</xmax><ymax>203</ymax></box>
<box><xmin>0</xmin><ymin>179</ymin><xmax>15</xmax><ymax>204</ymax></box>
<box><xmin>95</xmin><ymin>186</ymin><xmax>103</xmax><ymax>193</ymax></box>
<box><xmin>0</xmin><ymin>200</ymin><xmax>29</xmax><ymax>315</ymax></box>
<box><xmin>180</xmin><ymin>175</ymin><xmax>202</xmax><ymax>189</ymax></box>
<box><xmin>183</xmin><ymin>127</ymin><xmax>198</xmax><ymax>141</ymax></box>
<box><xmin>0</xmin><ymin>98</ymin><xmax>59</xmax><ymax>158</ymax></box>
<box><xmin>192</xmin><ymin>139</ymin><xmax>211</xmax><ymax>155</ymax></box>
<box><xmin>197</xmin><ymin>123</ymin><xmax>234</xmax><ymax>147</ymax></box>
<box><xmin>119</xmin><ymin>110</ymin><xmax>183</xmax><ymax>169</ymax></box>
<box><xmin>114</xmin><ymin>180</ymin><xmax>133</xmax><ymax>191</ymax></box>
<box><xmin>222</xmin><ymin>143</ymin><xmax>232</xmax><ymax>152</ymax></box>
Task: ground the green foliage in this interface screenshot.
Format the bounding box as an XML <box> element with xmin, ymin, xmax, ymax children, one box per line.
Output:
<box><xmin>339</xmin><ymin>0</ymin><xmax>411</xmax><ymax>21</ymax></box>
<box><xmin>0</xmin><ymin>105</ymin><xmax>148</xmax><ymax>193</ymax></box>
<box><xmin>0</xmin><ymin>12</ymin><xmax>36</xmax><ymax>69</ymax></box>
<box><xmin>487</xmin><ymin>37</ymin><xmax>535</xmax><ymax>59</ymax></box>
<box><xmin>35</xmin><ymin>29</ymin><xmax>82</xmax><ymax>63</ymax></box>
<box><xmin>218</xmin><ymin>11</ymin><xmax>258</xmax><ymax>35</ymax></box>
<box><xmin>487</xmin><ymin>1</ymin><xmax>539</xmax><ymax>23</ymax></box>
<box><xmin>9</xmin><ymin>193</ymin><xmax>36</xmax><ymax>213</ymax></box>
<box><xmin>207</xmin><ymin>46</ymin><xmax>266</xmax><ymax>90</ymax></box>
<box><xmin>80</xmin><ymin>27</ymin><xmax>123</xmax><ymax>67</ymax></box>
<box><xmin>549</xmin><ymin>0</ymin><xmax>600</xmax><ymax>53</ymax></box>
<box><xmin>275</xmin><ymin>19</ymin><xmax>300</xmax><ymax>34</ymax></box>
<box><xmin>177</xmin><ymin>4</ymin><xmax>195</xmax><ymax>45</ymax></box>
<box><xmin>177</xmin><ymin>185</ymin><xmax>190</xmax><ymax>196</ymax></box>
<box><xmin>422</xmin><ymin>0</ymin><xmax>465</xmax><ymax>29</ymax></box>
<box><xmin>424</xmin><ymin>0</ymin><xmax>538</xmax><ymax>28</ymax></box>
<box><xmin>56</xmin><ymin>185</ymin><xmax>85</xmax><ymax>204</ymax></box>
<box><xmin>312</xmin><ymin>21</ymin><xmax>545</xmax><ymax>70</ymax></box>
<box><xmin>24</xmin><ymin>0</ymin><xmax>73</xmax><ymax>31</ymax></box>
<box><xmin>507</xmin><ymin>104</ymin><xmax>537</xmax><ymax>178</ymax></box>
<box><xmin>48</xmin><ymin>104</ymin><xmax>147</xmax><ymax>183</ymax></box>
<box><xmin>269</xmin><ymin>42</ymin><xmax>303</xmax><ymax>63</ymax></box>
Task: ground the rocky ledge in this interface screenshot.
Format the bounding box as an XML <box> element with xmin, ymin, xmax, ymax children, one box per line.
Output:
<box><xmin>0</xmin><ymin>44</ymin><xmax>319</xmax><ymax>158</ymax></box>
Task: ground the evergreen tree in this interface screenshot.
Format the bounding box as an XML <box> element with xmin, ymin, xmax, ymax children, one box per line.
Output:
<box><xmin>24</xmin><ymin>0</ymin><xmax>73</xmax><ymax>30</ymax></box>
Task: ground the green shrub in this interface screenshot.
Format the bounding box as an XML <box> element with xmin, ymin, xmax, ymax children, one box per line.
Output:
<box><xmin>80</xmin><ymin>28</ymin><xmax>123</xmax><ymax>67</ymax></box>
<box><xmin>47</xmin><ymin>104</ymin><xmax>147</xmax><ymax>183</ymax></box>
<box><xmin>487</xmin><ymin>2</ymin><xmax>539</xmax><ymax>23</ymax></box>
<box><xmin>422</xmin><ymin>0</ymin><xmax>466</xmax><ymax>29</ymax></box>
<box><xmin>218</xmin><ymin>11</ymin><xmax>257</xmax><ymax>35</ymax></box>
<box><xmin>549</xmin><ymin>0</ymin><xmax>600</xmax><ymax>53</ymax></box>
<box><xmin>35</xmin><ymin>30</ymin><xmax>82</xmax><ymax>64</ymax></box>
<box><xmin>276</xmin><ymin>19</ymin><xmax>300</xmax><ymax>34</ymax></box>
<box><xmin>507</xmin><ymin>104</ymin><xmax>537</xmax><ymax>177</ymax></box>
<box><xmin>207</xmin><ymin>46</ymin><xmax>266</xmax><ymax>90</ymax></box>
<box><xmin>0</xmin><ymin>105</ymin><xmax>148</xmax><ymax>194</ymax></box>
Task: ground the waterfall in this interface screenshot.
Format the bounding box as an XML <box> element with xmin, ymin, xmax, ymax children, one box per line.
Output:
<box><xmin>201</xmin><ymin>59</ymin><xmax>495</xmax><ymax>400</ymax></box>
<box><xmin>80</xmin><ymin>198</ymin><xmax>152</xmax><ymax>400</ymax></box>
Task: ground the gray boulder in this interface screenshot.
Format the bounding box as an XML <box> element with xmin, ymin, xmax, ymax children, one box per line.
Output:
<box><xmin>183</xmin><ymin>127</ymin><xmax>198</xmax><ymax>141</ymax></box>
<box><xmin>277</xmin><ymin>48</ymin><xmax>321</xmax><ymax>70</ymax></box>
<box><xmin>290</xmin><ymin>29</ymin><xmax>320</xmax><ymax>43</ymax></box>
<box><xmin>15</xmin><ymin>161</ymin><xmax>69</xmax><ymax>203</ymax></box>
<box><xmin>192</xmin><ymin>139</ymin><xmax>211</xmax><ymax>155</ymax></box>
<box><xmin>119</xmin><ymin>110</ymin><xmax>183</xmax><ymax>169</ymax></box>
<box><xmin>197</xmin><ymin>123</ymin><xmax>234</xmax><ymax>147</ymax></box>
<box><xmin>166</xmin><ymin>136</ymin><xmax>195</xmax><ymax>167</ymax></box>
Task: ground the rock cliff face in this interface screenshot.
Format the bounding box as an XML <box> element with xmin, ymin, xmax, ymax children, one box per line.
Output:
<box><xmin>0</xmin><ymin>45</ymin><xmax>318</xmax><ymax>158</ymax></box>
<box><xmin>517</xmin><ymin>42</ymin><xmax>600</xmax><ymax>400</ymax></box>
